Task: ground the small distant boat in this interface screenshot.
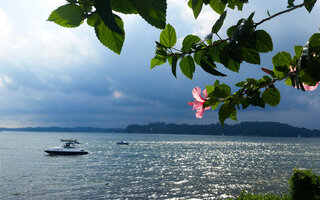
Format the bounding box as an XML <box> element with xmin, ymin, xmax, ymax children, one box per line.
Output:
<box><xmin>45</xmin><ymin>140</ymin><xmax>88</xmax><ymax>155</ymax></box>
<box><xmin>117</xmin><ymin>140</ymin><xmax>129</xmax><ymax>145</ymax></box>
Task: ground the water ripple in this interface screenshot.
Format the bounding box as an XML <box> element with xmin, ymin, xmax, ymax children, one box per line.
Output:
<box><xmin>1</xmin><ymin>132</ymin><xmax>320</xmax><ymax>199</ymax></box>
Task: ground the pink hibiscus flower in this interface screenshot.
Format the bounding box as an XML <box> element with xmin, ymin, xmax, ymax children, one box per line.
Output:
<box><xmin>289</xmin><ymin>67</ymin><xmax>320</xmax><ymax>91</ymax></box>
<box><xmin>261</xmin><ymin>67</ymin><xmax>319</xmax><ymax>91</ymax></box>
<box><xmin>187</xmin><ymin>87</ymin><xmax>211</xmax><ymax>118</ymax></box>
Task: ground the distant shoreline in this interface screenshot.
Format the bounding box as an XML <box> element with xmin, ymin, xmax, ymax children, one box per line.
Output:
<box><xmin>0</xmin><ymin>127</ymin><xmax>125</xmax><ymax>133</ymax></box>
<box><xmin>126</xmin><ymin>121</ymin><xmax>320</xmax><ymax>137</ymax></box>
<box><xmin>1</xmin><ymin>121</ymin><xmax>320</xmax><ymax>137</ymax></box>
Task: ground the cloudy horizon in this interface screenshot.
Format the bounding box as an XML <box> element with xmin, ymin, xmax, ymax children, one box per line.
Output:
<box><xmin>0</xmin><ymin>0</ymin><xmax>319</xmax><ymax>129</ymax></box>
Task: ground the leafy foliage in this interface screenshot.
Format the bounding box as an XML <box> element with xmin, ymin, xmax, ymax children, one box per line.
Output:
<box><xmin>94</xmin><ymin>14</ymin><xmax>125</xmax><ymax>54</ymax></box>
<box><xmin>160</xmin><ymin>24</ymin><xmax>177</xmax><ymax>48</ymax></box>
<box><xmin>130</xmin><ymin>0</ymin><xmax>167</xmax><ymax>29</ymax></box>
<box><xmin>48</xmin><ymin>0</ymin><xmax>167</xmax><ymax>54</ymax></box>
<box><xmin>289</xmin><ymin>169</ymin><xmax>320</xmax><ymax>200</ymax></box>
<box><xmin>49</xmin><ymin>0</ymin><xmax>320</xmax><ymax>126</ymax></box>
<box><xmin>48</xmin><ymin>4</ymin><xmax>84</xmax><ymax>28</ymax></box>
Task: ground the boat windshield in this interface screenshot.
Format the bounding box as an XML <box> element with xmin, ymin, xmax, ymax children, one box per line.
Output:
<box><xmin>64</xmin><ymin>142</ymin><xmax>75</xmax><ymax>148</ymax></box>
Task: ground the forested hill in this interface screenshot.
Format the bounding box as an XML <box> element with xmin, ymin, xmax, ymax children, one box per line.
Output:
<box><xmin>126</xmin><ymin>122</ymin><xmax>320</xmax><ymax>137</ymax></box>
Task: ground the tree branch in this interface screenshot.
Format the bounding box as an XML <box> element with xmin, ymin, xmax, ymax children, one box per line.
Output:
<box><xmin>254</xmin><ymin>3</ymin><xmax>305</xmax><ymax>28</ymax></box>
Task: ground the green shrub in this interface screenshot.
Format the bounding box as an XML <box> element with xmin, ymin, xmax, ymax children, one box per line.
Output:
<box><xmin>289</xmin><ymin>169</ymin><xmax>320</xmax><ymax>200</ymax></box>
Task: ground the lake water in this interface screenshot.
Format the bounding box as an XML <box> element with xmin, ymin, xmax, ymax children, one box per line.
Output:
<box><xmin>1</xmin><ymin>131</ymin><xmax>320</xmax><ymax>200</ymax></box>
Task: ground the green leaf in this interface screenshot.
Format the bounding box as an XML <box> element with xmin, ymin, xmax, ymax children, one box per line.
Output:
<box><xmin>262</xmin><ymin>75</ymin><xmax>272</xmax><ymax>84</ymax></box>
<box><xmin>229</xmin><ymin>110</ymin><xmax>237</xmax><ymax>121</ymax></box>
<box><xmin>171</xmin><ymin>55</ymin><xmax>178</xmax><ymax>78</ymax></box>
<box><xmin>227</xmin><ymin>25</ymin><xmax>237</xmax><ymax>38</ymax></box>
<box><xmin>131</xmin><ymin>0</ymin><xmax>167</xmax><ymax>29</ymax></box>
<box><xmin>205</xmin><ymin>85</ymin><xmax>215</xmax><ymax>94</ymax></box>
<box><xmin>249</xmin><ymin>92</ymin><xmax>265</xmax><ymax>108</ymax></box>
<box><xmin>212</xmin><ymin>101</ymin><xmax>220</xmax><ymax>110</ymax></box>
<box><xmin>254</xmin><ymin>30</ymin><xmax>273</xmax><ymax>53</ymax></box>
<box><xmin>94</xmin><ymin>0</ymin><xmax>123</xmax><ymax>35</ymax></box>
<box><xmin>262</xmin><ymin>87</ymin><xmax>281</xmax><ymax>107</ymax></box>
<box><xmin>221</xmin><ymin>56</ymin><xmax>241</xmax><ymax>72</ymax></box>
<box><xmin>309</xmin><ymin>33</ymin><xmax>320</xmax><ymax>48</ymax></box>
<box><xmin>210</xmin><ymin>83</ymin><xmax>231</xmax><ymax>98</ymax></box>
<box><xmin>209</xmin><ymin>0</ymin><xmax>226</xmax><ymax>15</ymax></box>
<box><xmin>293</xmin><ymin>45</ymin><xmax>303</xmax><ymax>62</ymax></box>
<box><xmin>110</xmin><ymin>0</ymin><xmax>138</xmax><ymax>14</ymax></box>
<box><xmin>285</xmin><ymin>77</ymin><xmax>292</xmax><ymax>86</ymax></box>
<box><xmin>226</xmin><ymin>43</ymin><xmax>243</xmax><ymax>63</ymax></box>
<box><xmin>180</xmin><ymin>56</ymin><xmax>196</xmax><ymax>79</ymax></box>
<box><xmin>194</xmin><ymin>51</ymin><xmax>203</xmax><ymax>65</ymax></box>
<box><xmin>200</xmin><ymin>59</ymin><xmax>227</xmax><ymax>77</ymax></box>
<box><xmin>87</xmin><ymin>12</ymin><xmax>99</xmax><ymax>27</ymax></box>
<box><xmin>272</xmin><ymin>51</ymin><xmax>292</xmax><ymax>78</ymax></box>
<box><xmin>267</xmin><ymin>10</ymin><xmax>271</xmax><ymax>17</ymax></box>
<box><xmin>79</xmin><ymin>0</ymin><xmax>94</xmax><ymax>13</ymax></box>
<box><xmin>235</xmin><ymin>81</ymin><xmax>246</xmax><ymax>87</ymax></box>
<box><xmin>151</xmin><ymin>55</ymin><xmax>166</xmax><ymax>69</ymax></box>
<box><xmin>211</xmin><ymin>11</ymin><xmax>227</xmax><ymax>34</ymax></box>
<box><xmin>219</xmin><ymin>104</ymin><xmax>235</xmax><ymax>126</ymax></box>
<box><xmin>94</xmin><ymin>14</ymin><xmax>125</xmax><ymax>54</ymax></box>
<box><xmin>294</xmin><ymin>45</ymin><xmax>303</xmax><ymax>56</ymax></box>
<box><xmin>241</xmin><ymin>48</ymin><xmax>260</xmax><ymax>64</ymax></box>
<box><xmin>300</xmin><ymin>70</ymin><xmax>319</xmax><ymax>86</ymax></box>
<box><xmin>241</xmin><ymin>98</ymin><xmax>250</xmax><ymax>109</ymax></box>
<box><xmin>247</xmin><ymin>11</ymin><xmax>255</xmax><ymax>22</ymax></box>
<box><xmin>287</xmin><ymin>0</ymin><xmax>295</xmax><ymax>8</ymax></box>
<box><xmin>300</xmin><ymin>42</ymin><xmax>320</xmax><ymax>82</ymax></box>
<box><xmin>160</xmin><ymin>24</ymin><xmax>177</xmax><ymax>48</ymax></box>
<box><xmin>220</xmin><ymin>44</ymin><xmax>241</xmax><ymax>72</ymax></box>
<box><xmin>304</xmin><ymin>0</ymin><xmax>316</xmax><ymax>12</ymax></box>
<box><xmin>182</xmin><ymin>35</ymin><xmax>201</xmax><ymax>52</ymax></box>
<box><xmin>48</xmin><ymin>4</ymin><xmax>84</xmax><ymax>28</ymax></box>
<box><xmin>203</xmin><ymin>97</ymin><xmax>221</xmax><ymax>109</ymax></box>
<box><xmin>208</xmin><ymin>41</ymin><xmax>226</xmax><ymax>63</ymax></box>
<box><xmin>188</xmin><ymin>0</ymin><xmax>203</xmax><ymax>19</ymax></box>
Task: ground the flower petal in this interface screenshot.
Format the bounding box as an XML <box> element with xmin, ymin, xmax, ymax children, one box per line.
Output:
<box><xmin>192</xmin><ymin>87</ymin><xmax>205</xmax><ymax>102</ymax></box>
<box><xmin>192</xmin><ymin>100</ymin><xmax>204</xmax><ymax>110</ymax></box>
<box><xmin>204</xmin><ymin>106</ymin><xmax>211</xmax><ymax>110</ymax></box>
<box><xmin>303</xmin><ymin>82</ymin><xmax>319</xmax><ymax>91</ymax></box>
<box><xmin>187</xmin><ymin>102</ymin><xmax>194</xmax><ymax>106</ymax></box>
<box><xmin>195</xmin><ymin>109</ymin><xmax>205</xmax><ymax>118</ymax></box>
<box><xmin>261</xmin><ymin>67</ymin><xmax>273</xmax><ymax>75</ymax></box>
<box><xmin>202</xmin><ymin>88</ymin><xmax>208</xmax><ymax>99</ymax></box>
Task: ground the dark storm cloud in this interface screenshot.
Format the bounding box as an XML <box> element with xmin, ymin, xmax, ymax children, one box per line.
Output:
<box><xmin>0</xmin><ymin>1</ymin><xmax>319</xmax><ymax>129</ymax></box>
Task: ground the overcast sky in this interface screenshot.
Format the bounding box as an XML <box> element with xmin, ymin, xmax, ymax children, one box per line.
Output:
<box><xmin>0</xmin><ymin>0</ymin><xmax>319</xmax><ymax>129</ymax></box>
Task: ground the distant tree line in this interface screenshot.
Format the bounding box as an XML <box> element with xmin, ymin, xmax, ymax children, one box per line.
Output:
<box><xmin>0</xmin><ymin>127</ymin><xmax>125</xmax><ymax>133</ymax></box>
<box><xmin>126</xmin><ymin>122</ymin><xmax>320</xmax><ymax>137</ymax></box>
<box><xmin>1</xmin><ymin>122</ymin><xmax>319</xmax><ymax>137</ymax></box>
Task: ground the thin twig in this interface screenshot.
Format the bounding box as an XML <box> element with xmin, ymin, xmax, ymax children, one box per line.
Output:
<box><xmin>254</xmin><ymin>3</ymin><xmax>305</xmax><ymax>28</ymax></box>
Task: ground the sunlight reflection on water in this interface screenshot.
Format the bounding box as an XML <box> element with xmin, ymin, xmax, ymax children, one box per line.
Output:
<box><xmin>1</xmin><ymin>132</ymin><xmax>320</xmax><ymax>199</ymax></box>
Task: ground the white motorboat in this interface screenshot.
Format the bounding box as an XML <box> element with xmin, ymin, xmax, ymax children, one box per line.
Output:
<box><xmin>117</xmin><ymin>140</ymin><xmax>129</xmax><ymax>145</ymax></box>
<box><xmin>45</xmin><ymin>141</ymin><xmax>88</xmax><ymax>155</ymax></box>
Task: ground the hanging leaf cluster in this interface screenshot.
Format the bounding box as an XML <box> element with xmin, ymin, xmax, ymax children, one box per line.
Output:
<box><xmin>48</xmin><ymin>0</ymin><xmax>167</xmax><ymax>54</ymax></box>
<box><xmin>150</xmin><ymin>0</ymin><xmax>319</xmax><ymax>125</ymax></box>
<box><xmin>49</xmin><ymin>0</ymin><xmax>320</xmax><ymax>126</ymax></box>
